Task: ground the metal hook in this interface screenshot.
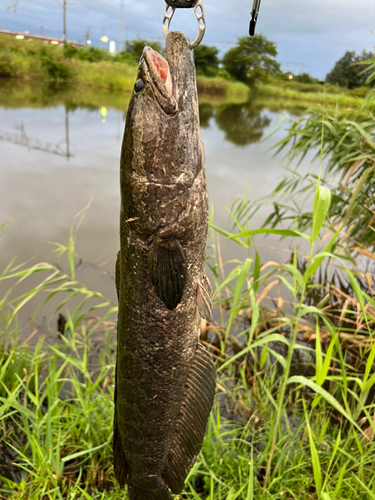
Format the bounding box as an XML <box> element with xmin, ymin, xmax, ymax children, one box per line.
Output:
<box><xmin>163</xmin><ymin>0</ymin><xmax>206</xmax><ymax>49</ymax></box>
<box><xmin>249</xmin><ymin>0</ymin><xmax>262</xmax><ymax>36</ymax></box>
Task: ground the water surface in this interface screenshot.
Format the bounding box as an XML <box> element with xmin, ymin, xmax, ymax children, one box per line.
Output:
<box><xmin>0</xmin><ymin>81</ymin><xmax>313</xmax><ymax>337</ymax></box>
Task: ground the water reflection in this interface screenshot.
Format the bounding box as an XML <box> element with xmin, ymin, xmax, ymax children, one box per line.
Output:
<box><xmin>198</xmin><ymin>101</ymin><xmax>272</xmax><ymax>147</ymax></box>
<box><xmin>0</xmin><ymin>80</ymin><xmax>131</xmax><ymax>113</ymax></box>
<box><xmin>199</xmin><ymin>103</ymin><xmax>215</xmax><ymax>129</ymax></box>
<box><xmin>0</xmin><ymin>107</ymin><xmax>71</xmax><ymax>159</ymax></box>
<box><xmin>0</xmin><ymin>80</ymin><xmax>299</xmax><ymax>148</ymax></box>
<box><xmin>215</xmin><ymin>102</ymin><xmax>271</xmax><ymax>146</ymax></box>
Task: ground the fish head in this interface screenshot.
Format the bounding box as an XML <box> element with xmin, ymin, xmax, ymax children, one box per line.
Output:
<box><xmin>134</xmin><ymin>44</ymin><xmax>177</xmax><ymax>114</ymax></box>
<box><xmin>132</xmin><ymin>31</ymin><xmax>197</xmax><ymax>113</ymax></box>
<box><xmin>121</xmin><ymin>32</ymin><xmax>203</xmax><ymax>240</ymax></box>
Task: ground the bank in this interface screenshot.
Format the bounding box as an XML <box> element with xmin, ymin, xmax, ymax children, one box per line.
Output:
<box><xmin>1</xmin><ymin>34</ymin><xmax>372</xmax><ymax>108</ymax></box>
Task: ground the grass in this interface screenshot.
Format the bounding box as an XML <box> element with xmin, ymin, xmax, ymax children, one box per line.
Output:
<box><xmin>255</xmin><ymin>82</ymin><xmax>372</xmax><ymax>107</ymax></box>
<box><xmin>0</xmin><ymin>33</ymin><xmax>138</xmax><ymax>92</ymax></box>
<box><xmin>197</xmin><ymin>76</ymin><xmax>250</xmax><ymax>101</ymax></box>
<box><xmin>2</xmin><ymin>134</ymin><xmax>375</xmax><ymax>499</ymax></box>
<box><xmin>0</xmin><ymin>35</ymin><xmax>250</xmax><ymax>101</ymax></box>
<box><xmin>263</xmin><ymin>78</ymin><xmax>370</xmax><ymax>98</ymax></box>
<box><xmin>2</xmin><ymin>185</ymin><xmax>375</xmax><ymax>498</ymax></box>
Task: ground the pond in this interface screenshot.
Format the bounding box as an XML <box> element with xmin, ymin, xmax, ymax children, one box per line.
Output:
<box><xmin>0</xmin><ymin>81</ymin><xmax>314</xmax><ymax>338</ymax></box>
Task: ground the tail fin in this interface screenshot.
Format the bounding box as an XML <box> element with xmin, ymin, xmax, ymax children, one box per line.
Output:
<box><xmin>128</xmin><ymin>485</ymin><xmax>172</xmax><ymax>500</ymax></box>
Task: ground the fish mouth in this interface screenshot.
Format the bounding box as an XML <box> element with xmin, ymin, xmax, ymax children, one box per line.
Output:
<box><xmin>142</xmin><ymin>46</ymin><xmax>176</xmax><ymax>114</ymax></box>
<box><xmin>144</xmin><ymin>47</ymin><xmax>173</xmax><ymax>95</ymax></box>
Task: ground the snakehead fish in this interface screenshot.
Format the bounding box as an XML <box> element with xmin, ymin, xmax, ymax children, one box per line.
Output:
<box><xmin>114</xmin><ymin>31</ymin><xmax>216</xmax><ymax>500</ymax></box>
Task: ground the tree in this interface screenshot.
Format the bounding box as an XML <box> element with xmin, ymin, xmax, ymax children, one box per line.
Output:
<box><xmin>123</xmin><ymin>38</ymin><xmax>166</xmax><ymax>63</ymax></box>
<box><xmin>193</xmin><ymin>44</ymin><xmax>220</xmax><ymax>77</ymax></box>
<box><xmin>326</xmin><ymin>50</ymin><xmax>374</xmax><ymax>89</ymax></box>
<box><xmin>222</xmin><ymin>35</ymin><xmax>280</xmax><ymax>86</ymax></box>
<box><xmin>293</xmin><ymin>72</ymin><xmax>320</xmax><ymax>84</ymax></box>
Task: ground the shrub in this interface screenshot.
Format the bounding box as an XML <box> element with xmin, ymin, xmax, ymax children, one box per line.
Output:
<box><xmin>63</xmin><ymin>43</ymin><xmax>79</xmax><ymax>59</ymax></box>
<box><xmin>293</xmin><ymin>72</ymin><xmax>320</xmax><ymax>84</ymax></box>
<box><xmin>349</xmin><ymin>86</ymin><xmax>371</xmax><ymax>98</ymax></box>
<box><xmin>113</xmin><ymin>51</ymin><xmax>137</xmax><ymax>64</ymax></box>
<box><xmin>41</xmin><ymin>56</ymin><xmax>72</xmax><ymax>80</ymax></box>
<box><xmin>0</xmin><ymin>54</ymin><xmax>14</xmax><ymax>77</ymax></box>
<box><xmin>76</xmin><ymin>47</ymin><xmax>112</xmax><ymax>63</ymax></box>
<box><xmin>216</xmin><ymin>68</ymin><xmax>231</xmax><ymax>80</ymax></box>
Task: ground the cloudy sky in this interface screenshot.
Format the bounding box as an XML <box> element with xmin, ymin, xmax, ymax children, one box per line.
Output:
<box><xmin>1</xmin><ymin>0</ymin><xmax>374</xmax><ymax>78</ymax></box>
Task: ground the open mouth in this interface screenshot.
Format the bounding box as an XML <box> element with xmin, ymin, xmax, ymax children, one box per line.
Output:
<box><xmin>145</xmin><ymin>47</ymin><xmax>173</xmax><ymax>95</ymax></box>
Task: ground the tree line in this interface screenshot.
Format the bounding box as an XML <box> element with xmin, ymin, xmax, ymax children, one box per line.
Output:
<box><xmin>63</xmin><ymin>35</ymin><xmax>374</xmax><ymax>89</ymax></box>
<box><xmin>117</xmin><ymin>36</ymin><xmax>375</xmax><ymax>89</ymax></box>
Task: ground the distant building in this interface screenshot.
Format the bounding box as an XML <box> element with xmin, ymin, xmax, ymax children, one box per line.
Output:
<box><xmin>109</xmin><ymin>41</ymin><xmax>116</xmax><ymax>54</ymax></box>
<box><xmin>0</xmin><ymin>29</ymin><xmax>84</xmax><ymax>47</ymax></box>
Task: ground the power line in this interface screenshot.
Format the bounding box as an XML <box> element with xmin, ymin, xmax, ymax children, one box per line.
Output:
<box><xmin>280</xmin><ymin>61</ymin><xmax>305</xmax><ymax>75</ymax></box>
<box><xmin>37</xmin><ymin>25</ymin><xmax>47</xmax><ymax>36</ymax></box>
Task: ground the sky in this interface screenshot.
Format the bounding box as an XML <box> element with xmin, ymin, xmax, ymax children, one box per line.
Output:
<box><xmin>1</xmin><ymin>0</ymin><xmax>374</xmax><ymax>79</ymax></box>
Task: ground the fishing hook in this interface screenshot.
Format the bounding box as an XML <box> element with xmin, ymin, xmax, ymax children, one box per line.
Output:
<box><xmin>163</xmin><ymin>0</ymin><xmax>206</xmax><ymax>49</ymax></box>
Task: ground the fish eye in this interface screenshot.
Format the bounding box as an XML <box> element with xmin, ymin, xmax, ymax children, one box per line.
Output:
<box><xmin>134</xmin><ymin>79</ymin><xmax>145</xmax><ymax>93</ymax></box>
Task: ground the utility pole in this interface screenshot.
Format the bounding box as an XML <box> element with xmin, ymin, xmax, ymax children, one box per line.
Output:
<box><xmin>37</xmin><ymin>25</ymin><xmax>47</xmax><ymax>36</ymax></box>
<box><xmin>53</xmin><ymin>0</ymin><xmax>73</xmax><ymax>44</ymax></box>
<box><xmin>63</xmin><ymin>0</ymin><xmax>66</xmax><ymax>43</ymax></box>
<box><xmin>7</xmin><ymin>0</ymin><xmax>18</xmax><ymax>13</ymax></box>
<box><xmin>84</xmin><ymin>27</ymin><xmax>91</xmax><ymax>45</ymax></box>
<box><xmin>119</xmin><ymin>0</ymin><xmax>124</xmax><ymax>51</ymax></box>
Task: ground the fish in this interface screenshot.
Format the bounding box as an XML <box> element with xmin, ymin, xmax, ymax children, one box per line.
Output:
<box><xmin>114</xmin><ymin>31</ymin><xmax>216</xmax><ymax>500</ymax></box>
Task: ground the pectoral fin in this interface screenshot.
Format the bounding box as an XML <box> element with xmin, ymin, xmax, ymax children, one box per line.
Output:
<box><xmin>163</xmin><ymin>343</ymin><xmax>216</xmax><ymax>494</ymax></box>
<box><xmin>148</xmin><ymin>238</ymin><xmax>186</xmax><ymax>310</ymax></box>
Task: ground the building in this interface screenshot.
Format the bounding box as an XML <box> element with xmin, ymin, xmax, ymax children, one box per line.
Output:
<box><xmin>0</xmin><ymin>29</ymin><xmax>83</xmax><ymax>47</ymax></box>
